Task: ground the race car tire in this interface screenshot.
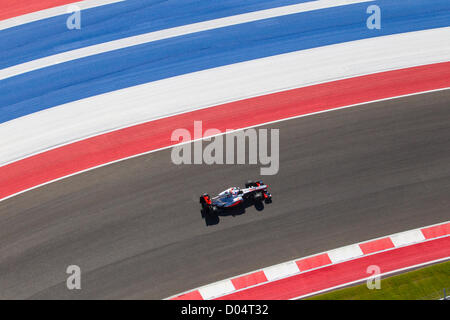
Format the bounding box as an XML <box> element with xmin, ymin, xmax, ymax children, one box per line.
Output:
<box><xmin>209</xmin><ymin>205</ymin><xmax>219</xmax><ymax>216</ymax></box>
<box><xmin>254</xmin><ymin>191</ymin><xmax>263</xmax><ymax>202</ymax></box>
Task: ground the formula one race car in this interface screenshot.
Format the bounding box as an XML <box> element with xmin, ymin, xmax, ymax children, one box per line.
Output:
<box><xmin>200</xmin><ymin>180</ymin><xmax>272</xmax><ymax>216</ymax></box>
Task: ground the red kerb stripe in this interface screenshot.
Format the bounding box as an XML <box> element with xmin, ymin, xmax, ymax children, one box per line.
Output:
<box><xmin>421</xmin><ymin>223</ymin><xmax>450</xmax><ymax>239</ymax></box>
<box><xmin>170</xmin><ymin>290</ymin><xmax>203</xmax><ymax>300</ymax></box>
<box><xmin>359</xmin><ymin>237</ymin><xmax>395</xmax><ymax>255</ymax></box>
<box><xmin>231</xmin><ymin>271</ymin><xmax>268</xmax><ymax>290</ymax></box>
<box><xmin>296</xmin><ymin>253</ymin><xmax>332</xmax><ymax>271</ymax></box>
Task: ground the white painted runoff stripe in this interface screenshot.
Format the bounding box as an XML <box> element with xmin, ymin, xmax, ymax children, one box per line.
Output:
<box><xmin>0</xmin><ymin>0</ymin><xmax>124</xmax><ymax>30</ymax></box>
<box><xmin>0</xmin><ymin>0</ymin><xmax>373</xmax><ymax>80</ymax></box>
<box><xmin>0</xmin><ymin>27</ymin><xmax>448</xmax><ymax>167</ymax></box>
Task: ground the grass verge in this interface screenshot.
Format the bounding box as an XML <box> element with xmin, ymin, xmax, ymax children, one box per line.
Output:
<box><xmin>307</xmin><ymin>260</ymin><xmax>450</xmax><ymax>300</ymax></box>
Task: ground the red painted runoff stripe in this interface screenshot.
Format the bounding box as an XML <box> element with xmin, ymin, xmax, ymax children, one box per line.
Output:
<box><xmin>0</xmin><ymin>62</ymin><xmax>449</xmax><ymax>202</ymax></box>
<box><xmin>0</xmin><ymin>0</ymin><xmax>80</xmax><ymax>20</ymax></box>
<box><xmin>216</xmin><ymin>236</ymin><xmax>450</xmax><ymax>300</ymax></box>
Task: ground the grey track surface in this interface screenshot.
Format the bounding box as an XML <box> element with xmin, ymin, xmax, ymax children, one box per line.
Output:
<box><xmin>0</xmin><ymin>90</ymin><xmax>449</xmax><ymax>299</ymax></box>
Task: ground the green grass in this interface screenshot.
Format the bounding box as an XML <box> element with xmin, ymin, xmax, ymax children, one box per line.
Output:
<box><xmin>307</xmin><ymin>260</ymin><xmax>450</xmax><ymax>300</ymax></box>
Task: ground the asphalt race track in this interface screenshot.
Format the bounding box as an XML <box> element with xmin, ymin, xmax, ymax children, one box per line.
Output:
<box><xmin>0</xmin><ymin>90</ymin><xmax>449</xmax><ymax>299</ymax></box>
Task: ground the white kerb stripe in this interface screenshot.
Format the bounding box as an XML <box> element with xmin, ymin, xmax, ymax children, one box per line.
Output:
<box><xmin>390</xmin><ymin>229</ymin><xmax>425</xmax><ymax>247</ymax></box>
<box><xmin>0</xmin><ymin>0</ymin><xmax>374</xmax><ymax>80</ymax></box>
<box><xmin>0</xmin><ymin>0</ymin><xmax>125</xmax><ymax>31</ymax></box>
<box><xmin>327</xmin><ymin>244</ymin><xmax>363</xmax><ymax>263</ymax></box>
<box><xmin>198</xmin><ymin>280</ymin><xmax>235</xmax><ymax>300</ymax></box>
<box><xmin>263</xmin><ymin>261</ymin><xmax>300</xmax><ymax>281</ymax></box>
